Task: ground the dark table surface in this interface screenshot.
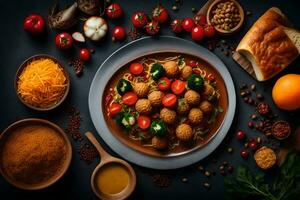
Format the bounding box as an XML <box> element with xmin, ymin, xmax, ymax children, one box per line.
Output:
<box><xmin>0</xmin><ymin>0</ymin><xmax>300</xmax><ymax>199</ymax></box>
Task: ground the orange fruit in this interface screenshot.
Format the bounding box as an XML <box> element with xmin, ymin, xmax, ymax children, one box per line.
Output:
<box><xmin>272</xmin><ymin>74</ymin><xmax>300</xmax><ymax>110</ymax></box>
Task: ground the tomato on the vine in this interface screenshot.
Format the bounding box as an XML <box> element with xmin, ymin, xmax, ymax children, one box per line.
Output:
<box><xmin>122</xmin><ymin>92</ymin><xmax>138</xmax><ymax>106</ymax></box>
<box><xmin>129</xmin><ymin>63</ymin><xmax>144</xmax><ymax>75</ymax></box>
<box><xmin>162</xmin><ymin>94</ymin><xmax>177</xmax><ymax>107</ymax></box>
<box><xmin>112</xmin><ymin>26</ymin><xmax>126</xmax><ymax>40</ymax></box>
<box><xmin>137</xmin><ymin>115</ymin><xmax>151</xmax><ymax>130</ymax></box>
<box><xmin>145</xmin><ymin>21</ymin><xmax>160</xmax><ymax>35</ymax></box>
<box><xmin>171</xmin><ymin>80</ymin><xmax>186</xmax><ymax>95</ymax></box>
<box><xmin>131</xmin><ymin>12</ymin><xmax>148</xmax><ymax>28</ymax></box>
<box><xmin>152</xmin><ymin>5</ymin><xmax>168</xmax><ymax>24</ymax></box>
<box><xmin>106</xmin><ymin>3</ymin><xmax>123</xmax><ymax>19</ymax></box>
<box><xmin>191</xmin><ymin>26</ymin><xmax>205</xmax><ymax>41</ymax></box>
<box><xmin>79</xmin><ymin>48</ymin><xmax>90</xmax><ymax>61</ymax></box>
<box><xmin>204</xmin><ymin>25</ymin><xmax>216</xmax><ymax>38</ymax></box>
<box><xmin>109</xmin><ymin>103</ymin><xmax>122</xmax><ymax>116</ymax></box>
<box><xmin>55</xmin><ymin>32</ymin><xmax>73</xmax><ymax>50</ymax></box>
<box><xmin>171</xmin><ymin>19</ymin><xmax>183</xmax><ymax>33</ymax></box>
<box><xmin>182</xmin><ymin>18</ymin><xmax>195</xmax><ymax>32</ymax></box>
<box><xmin>158</xmin><ymin>77</ymin><xmax>171</xmax><ymax>91</ymax></box>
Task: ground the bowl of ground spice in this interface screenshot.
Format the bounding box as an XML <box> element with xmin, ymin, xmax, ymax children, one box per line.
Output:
<box><xmin>272</xmin><ymin>120</ymin><xmax>291</xmax><ymax>140</ymax></box>
<box><xmin>207</xmin><ymin>0</ymin><xmax>244</xmax><ymax>35</ymax></box>
<box><xmin>15</xmin><ymin>54</ymin><xmax>70</xmax><ymax>111</ymax></box>
<box><xmin>0</xmin><ymin>118</ymin><xmax>72</xmax><ymax>190</ymax></box>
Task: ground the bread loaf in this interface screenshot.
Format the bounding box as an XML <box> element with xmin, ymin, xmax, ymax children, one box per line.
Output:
<box><xmin>236</xmin><ymin>7</ymin><xmax>299</xmax><ymax>81</ymax></box>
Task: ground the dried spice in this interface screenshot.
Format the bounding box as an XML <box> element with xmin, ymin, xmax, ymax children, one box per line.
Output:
<box><xmin>257</xmin><ymin>102</ymin><xmax>270</xmax><ymax>115</ymax></box>
<box><xmin>78</xmin><ymin>143</ymin><xmax>98</xmax><ymax>164</ymax></box>
<box><xmin>69</xmin><ymin>58</ymin><xmax>84</xmax><ymax>76</ymax></box>
<box><xmin>151</xmin><ymin>173</ymin><xmax>171</xmax><ymax>187</ymax></box>
<box><xmin>272</xmin><ymin>121</ymin><xmax>291</xmax><ymax>139</ymax></box>
<box><xmin>65</xmin><ymin>107</ymin><xmax>82</xmax><ymax>141</ymax></box>
<box><xmin>128</xmin><ymin>28</ymin><xmax>142</xmax><ymax>41</ymax></box>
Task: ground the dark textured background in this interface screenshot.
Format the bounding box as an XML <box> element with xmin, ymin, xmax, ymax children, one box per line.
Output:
<box><xmin>0</xmin><ymin>0</ymin><xmax>299</xmax><ymax>199</ymax></box>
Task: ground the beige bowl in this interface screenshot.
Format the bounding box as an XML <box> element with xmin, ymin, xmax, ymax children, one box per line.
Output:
<box><xmin>0</xmin><ymin>118</ymin><xmax>72</xmax><ymax>190</ymax></box>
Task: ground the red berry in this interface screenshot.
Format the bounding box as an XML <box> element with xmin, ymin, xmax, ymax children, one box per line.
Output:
<box><xmin>240</xmin><ymin>150</ymin><xmax>249</xmax><ymax>158</ymax></box>
<box><xmin>248</xmin><ymin>141</ymin><xmax>258</xmax><ymax>150</ymax></box>
<box><xmin>171</xmin><ymin>19</ymin><xmax>183</xmax><ymax>33</ymax></box>
<box><xmin>112</xmin><ymin>26</ymin><xmax>126</xmax><ymax>40</ymax></box>
<box><xmin>191</xmin><ymin>26</ymin><xmax>205</xmax><ymax>41</ymax></box>
<box><xmin>204</xmin><ymin>25</ymin><xmax>216</xmax><ymax>38</ymax></box>
<box><xmin>79</xmin><ymin>48</ymin><xmax>90</xmax><ymax>61</ymax></box>
<box><xmin>248</xmin><ymin>122</ymin><xmax>255</xmax><ymax>129</ymax></box>
<box><xmin>193</xmin><ymin>14</ymin><xmax>206</xmax><ymax>26</ymax></box>
<box><xmin>182</xmin><ymin>18</ymin><xmax>195</xmax><ymax>32</ymax></box>
<box><xmin>236</xmin><ymin>130</ymin><xmax>246</xmax><ymax>140</ymax></box>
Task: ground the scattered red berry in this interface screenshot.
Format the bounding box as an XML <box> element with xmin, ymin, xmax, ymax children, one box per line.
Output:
<box><xmin>182</xmin><ymin>18</ymin><xmax>195</xmax><ymax>32</ymax></box>
<box><xmin>240</xmin><ymin>150</ymin><xmax>249</xmax><ymax>158</ymax></box>
<box><xmin>248</xmin><ymin>122</ymin><xmax>255</xmax><ymax>129</ymax></box>
<box><xmin>79</xmin><ymin>48</ymin><xmax>90</xmax><ymax>61</ymax></box>
<box><xmin>145</xmin><ymin>21</ymin><xmax>160</xmax><ymax>35</ymax></box>
<box><xmin>248</xmin><ymin>141</ymin><xmax>258</xmax><ymax>150</ymax></box>
<box><xmin>152</xmin><ymin>5</ymin><xmax>168</xmax><ymax>24</ymax></box>
<box><xmin>171</xmin><ymin>19</ymin><xmax>183</xmax><ymax>33</ymax></box>
<box><xmin>23</xmin><ymin>14</ymin><xmax>45</xmax><ymax>35</ymax></box>
<box><xmin>131</xmin><ymin>12</ymin><xmax>148</xmax><ymax>28</ymax></box>
<box><xmin>112</xmin><ymin>26</ymin><xmax>126</xmax><ymax>40</ymax></box>
<box><xmin>191</xmin><ymin>26</ymin><xmax>205</xmax><ymax>41</ymax></box>
<box><xmin>236</xmin><ymin>130</ymin><xmax>246</xmax><ymax>140</ymax></box>
<box><xmin>106</xmin><ymin>3</ymin><xmax>123</xmax><ymax>19</ymax></box>
<box><xmin>204</xmin><ymin>25</ymin><xmax>216</xmax><ymax>38</ymax></box>
<box><xmin>193</xmin><ymin>14</ymin><xmax>206</xmax><ymax>26</ymax></box>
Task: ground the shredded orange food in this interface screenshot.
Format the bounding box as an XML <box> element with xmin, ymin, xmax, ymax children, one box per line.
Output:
<box><xmin>17</xmin><ymin>58</ymin><xmax>67</xmax><ymax>108</ymax></box>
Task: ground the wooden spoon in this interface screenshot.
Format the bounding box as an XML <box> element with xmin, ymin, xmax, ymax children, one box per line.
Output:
<box><xmin>85</xmin><ymin>131</ymin><xmax>136</xmax><ymax>200</ymax></box>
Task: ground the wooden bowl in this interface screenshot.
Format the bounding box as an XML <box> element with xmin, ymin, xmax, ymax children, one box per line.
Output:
<box><xmin>0</xmin><ymin>118</ymin><xmax>72</xmax><ymax>190</ymax></box>
<box><xmin>206</xmin><ymin>0</ymin><xmax>244</xmax><ymax>35</ymax></box>
<box><xmin>15</xmin><ymin>54</ymin><xmax>70</xmax><ymax>111</ymax></box>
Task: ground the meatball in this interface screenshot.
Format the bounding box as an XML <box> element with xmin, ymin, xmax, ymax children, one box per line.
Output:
<box><xmin>203</xmin><ymin>83</ymin><xmax>215</xmax><ymax>96</ymax></box>
<box><xmin>160</xmin><ymin>108</ymin><xmax>177</xmax><ymax>124</ymax></box>
<box><xmin>163</xmin><ymin>61</ymin><xmax>179</xmax><ymax>78</ymax></box>
<box><xmin>184</xmin><ymin>90</ymin><xmax>201</xmax><ymax>106</ymax></box>
<box><xmin>188</xmin><ymin>108</ymin><xmax>204</xmax><ymax>125</ymax></box>
<box><xmin>199</xmin><ymin>101</ymin><xmax>213</xmax><ymax>114</ymax></box>
<box><xmin>176</xmin><ymin>98</ymin><xmax>190</xmax><ymax>115</ymax></box>
<box><xmin>181</xmin><ymin>65</ymin><xmax>193</xmax><ymax>80</ymax></box>
<box><xmin>133</xmin><ymin>82</ymin><xmax>149</xmax><ymax>97</ymax></box>
<box><xmin>176</xmin><ymin>124</ymin><xmax>193</xmax><ymax>141</ymax></box>
<box><xmin>152</xmin><ymin>136</ymin><xmax>168</xmax><ymax>150</ymax></box>
<box><xmin>148</xmin><ymin>91</ymin><xmax>164</xmax><ymax>107</ymax></box>
<box><xmin>135</xmin><ymin>99</ymin><xmax>152</xmax><ymax>115</ymax></box>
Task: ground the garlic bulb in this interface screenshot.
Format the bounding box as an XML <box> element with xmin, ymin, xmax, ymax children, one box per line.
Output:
<box><xmin>84</xmin><ymin>17</ymin><xmax>108</xmax><ymax>41</ymax></box>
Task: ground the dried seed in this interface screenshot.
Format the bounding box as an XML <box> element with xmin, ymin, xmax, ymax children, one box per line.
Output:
<box><xmin>227</xmin><ymin>147</ymin><xmax>233</xmax><ymax>153</ymax></box>
<box><xmin>203</xmin><ymin>182</ymin><xmax>211</xmax><ymax>189</ymax></box>
<box><xmin>227</xmin><ymin>165</ymin><xmax>234</xmax><ymax>173</ymax></box>
<box><xmin>198</xmin><ymin>165</ymin><xmax>205</xmax><ymax>172</ymax></box>
<box><xmin>219</xmin><ymin>165</ymin><xmax>225</xmax><ymax>171</ymax></box>
<box><xmin>192</xmin><ymin>7</ymin><xmax>197</xmax><ymax>13</ymax></box>
<box><xmin>246</xmin><ymin>11</ymin><xmax>252</xmax><ymax>16</ymax></box>
<box><xmin>220</xmin><ymin>170</ymin><xmax>226</xmax><ymax>176</ymax></box>
<box><xmin>250</xmin><ymin>114</ymin><xmax>257</xmax><ymax>120</ymax></box>
<box><xmin>181</xmin><ymin>177</ymin><xmax>188</xmax><ymax>183</ymax></box>
<box><xmin>223</xmin><ymin>161</ymin><xmax>228</xmax><ymax>166</ymax></box>
<box><xmin>172</xmin><ymin>5</ymin><xmax>179</xmax><ymax>11</ymax></box>
<box><xmin>250</xmin><ymin>84</ymin><xmax>256</xmax><ymax>91</ymax></box>
<box><xmin>256</xmin><ymin>93</ymin><xmax>264</xmax><ymax>100</ymax></box>
<box><xmin>204</xmin><ymin>171</ymin><xmax>211</xmax><ymax>177</ymax></box>
<box><xmin>257</xmin><ymin>137</ymin><xmax>261</xmax><ymax>143</ymax></box>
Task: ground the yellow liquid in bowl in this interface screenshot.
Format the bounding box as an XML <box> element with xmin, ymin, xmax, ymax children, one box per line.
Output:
<box><xmin>96</xmin><ymin>163</ymin><xmax>130</xmax><ymax>195</ymax></box>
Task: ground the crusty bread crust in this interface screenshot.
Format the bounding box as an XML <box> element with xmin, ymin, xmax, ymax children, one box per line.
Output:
<box><xmin>236</xmin><ymin>7</ymin><xmax>298</xmax><ymax>81</ymax></box>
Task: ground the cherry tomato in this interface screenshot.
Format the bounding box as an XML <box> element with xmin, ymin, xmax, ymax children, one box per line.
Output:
<box><xmin>109</xmin><ymin>103</ymin><xmax>122</xmax><ymax>116</ymax></box>
<box><xmin>182</xmin><ymin>18</ymin><xmax>195</xmax><ymax>32</ymax></box>
<box><xmin>240</xmin><ymin>150</ymin><xmax>249</xmax><ymax>158</ymax></box>
<box><xmin>106</xmin><ymin>3</ymin><xmax>123</xmax><ymax>19</ymax></box>
<box><xmin>171</xmin><ymin>80</ymin><xmax>186</xmax><ymax>95</ymax></box>
<box><xmin>162</xmin><ymin>94</ymin><xmax>177</xmax><ymax>107</ymax></box>
<box><xmin>193</xmin><ymin>14</ymin><xmax>207</xmax><ymax>26</ymax></box>
<box><xmin>55</xmin><ymin>33</ymin><xmax>73</xmax><ymax>50</ymax></box>
<box><xmin>191</xmin><ymin>26</ymin><xmax>205</xmax><ymax>41</ymax></box>
<box><xmin>236</xmin><ymin>130</ymin><xmax>246</xmax><ymax>140</ymax></box>
<box><xmin>112</xmin><ymin>26</ymin><xmax>126</xmax><ymax>40</ymax></box>
<box><xmin>122</xmin><ymin>92</ymin><xmax>138</xmax><ymax>106</ymax></box>
<box><xmin>129</xmin><ymin>63</ymin><xmax>144</xmax><ymax>75</ymax></box>
<box><xmin>248</xmin><ymin>141</ymin><xmax>258</xmax><ymax>150</ymax></box>
<box><xmin>131</xmin><ymin>12</ymin><xmax>148</xmax><ymax>28</ymax></box>
<box><xmin>23</xmin><ymin>14</ymin><xmax>45</xmax><ymax>35</ymax></box>
<box><xmin>152</xmin><ymin>5</ymin><xmax>168</xmax><ymax>24</ymax></box>
<box><xmin>145</xmin><ymin>21</ymin><xmax>160</xmax><ymax>35</ymax></box>
<box><xmin>79</xmin><ymin>48</ymin><xmax>90</xmax><ymax>61</ymax></box>
<box><xmin>171</xmin><ymin>19</ymin><xmax>183</xmax><ymax>33</ymax></box>
<box><xmin>137</xmin><ymin>115</ymin><xmax>151</xmax><ymax>130</ymax></box>
<box><xmin>158</xmin><ymin>77</ymin><xmax>171</xmax><ymax>91</ymax></box>
<box><xmin>204</xmin><ymin>25</ymin><xmax>216</xmax><ymax>38</ymax></box>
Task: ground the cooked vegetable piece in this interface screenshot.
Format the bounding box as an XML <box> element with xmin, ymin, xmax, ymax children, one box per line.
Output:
<box><xmin>117</xmin><ymin>79</ymin><xmax>132</xmax><ymax>95</ymax></box>
<box><xmin>187</xmin><ymin>74</ymin><xmax>204</xmax><ymax>92</ymax></box>
<box><xmin>150</xmin><ymin>120</ymin><xmax>167</xmax><ymax>137</ymax></box>
<box><xmin>150</xmin><ymin>63</ymin><xmax>165</xmax><ymax>80</ymax></box>
<box><xmin>115</xmin><ymin>111</ymin><xmax>136</xmax><ymax>129</ymax></box>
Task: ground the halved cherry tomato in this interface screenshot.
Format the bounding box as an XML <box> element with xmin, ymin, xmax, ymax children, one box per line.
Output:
<box><xmin>206</xmin><ymin>74</ymin><xmax>216</xmax><ymax>81</ymax></box>
<box><xmin>158</xmin><ymin>77</ymin><xmax>171</xmax><ymax>91</ymax></box>
<box><xmin>137</xmin><ymin>115</ymin><xmax>151</xmax><ymax>130</ymax></box>
<box><xmin>171</xmin><ymin>80</ymin><xmax>186</xmax><ymax>95</ymax></box>
<box><xmin>129</xmin><ymin>63</ymin><xmax>144</xmax><ymax>75</ymax></box>
<box><xmin>162</xmin><ymin>94</ymin><xmax>177</xmax><ymax>107</ymax></box>
<box><xmin>109</xmin><ymin>103</ymin><xmax>122</xmax><ymax>116</ymax></box>
<box><xmin>122</xmin><ymin>92</ymin><xmax>138</xmax><ymax>106</ymax></box>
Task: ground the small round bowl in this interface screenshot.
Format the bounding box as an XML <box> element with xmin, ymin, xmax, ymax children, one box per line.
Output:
<box><xmin>272</xmin><ymin>120</ymin><xmax>291</xmax><ymax>140</ymax></box>
<box><xmin>15</xmin><ymin>54</ymin><xmax>70</xmax><ymax>111</ymax></box>
<box><xmin>207</xmin><ymin>0</ymin><xmax>244</xmax><ymax>35</ymax></box>
<box><xmin>0</xmin><ymin>118</ymin><xmax>72</xmax><ymax>190</ymax></box>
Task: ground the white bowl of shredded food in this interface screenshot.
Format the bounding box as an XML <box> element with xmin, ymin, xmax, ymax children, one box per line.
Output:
<box><xmin>15</xmin><ymin>54</ymin><xmax>70</xmax><ymax>111</ymax></box>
